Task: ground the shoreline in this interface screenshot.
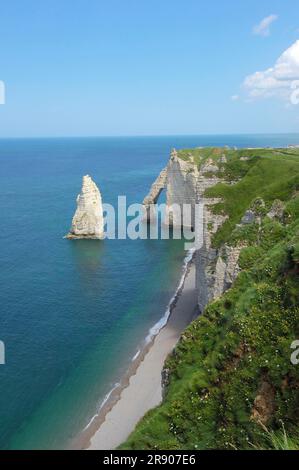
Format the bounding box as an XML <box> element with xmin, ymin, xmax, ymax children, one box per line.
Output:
<box><xmin>72</xmin><ymin>248</ymin><xmax>198</xmax><ymax>450</ymax></box>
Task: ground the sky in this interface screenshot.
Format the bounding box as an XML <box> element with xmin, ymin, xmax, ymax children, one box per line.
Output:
<box><xmin>0</xmin><ymin>0</ymin><xmax>299</xmax><ymax>137</ymax></box>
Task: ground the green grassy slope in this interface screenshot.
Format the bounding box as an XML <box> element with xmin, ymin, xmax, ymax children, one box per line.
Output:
<box><xmin>121</xmin><ymin>147</ymin><xmax>299</xmax><ymax>450</ymax></box>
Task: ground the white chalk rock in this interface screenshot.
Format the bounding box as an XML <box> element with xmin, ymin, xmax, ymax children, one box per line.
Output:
<box><xmin>66</xmin><ymin>175</ymin><xmax>104</xmax><ymax>239</ymax></box>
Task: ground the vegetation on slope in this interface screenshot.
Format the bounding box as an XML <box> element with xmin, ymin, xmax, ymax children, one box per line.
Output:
<box><xmin>121</xmin><ymin>147</ymin><xmax>299</xmax><ymax>450</ymax></box>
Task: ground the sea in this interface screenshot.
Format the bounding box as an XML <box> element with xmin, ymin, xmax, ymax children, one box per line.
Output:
<box><xmin>0</xmin><ymin>134</ymin><xmax>298</xmax><ymax>449</ymax></box>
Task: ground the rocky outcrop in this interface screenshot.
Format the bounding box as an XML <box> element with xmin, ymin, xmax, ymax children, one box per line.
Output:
<box><xmin>66</xmin><ymin>175</ymin><xmax>104</xmax><ymax>239</ymax></box>
<box><xmin>241</xmin><ymin>210</ymin><xmax>255</xmax><ymax>225</ymax></box>
<box><xmin>267</xmin><ymin>200</ymin><xmax>285</xmax><ymax>221</ymax></box>
<box><xmin>251</xmin><ymin>379</ymin><xmax>276</xmax><ymax>425</ymax></box>
<box><xmin>196</xmin><ymin>194</ymin><xmax>228</xmax><ymax>312</ymax></box>
<box><xmin>211</xmin><ymin>244</ymin><xmax>243</xmax><ymax>301</ymax></box>
<box><xmin>201</xmin><ymin>158</ymin><xmax>219</xmax><ymax>174</ymax></box>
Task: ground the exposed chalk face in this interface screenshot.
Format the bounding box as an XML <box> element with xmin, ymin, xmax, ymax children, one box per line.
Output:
<box><xmin>66</xmin><ymin>175</ymin><xmax>104</xmax><ymax>239</ymax></box>
<box><xmin>142</xmin><ymin>147</ymin><xmax>240</xmax><ymax>313</ymax></box>
<box><xmin>164</xmin><ymin>152</ymin><xmax>199</xmax><ymax>228</ymax></box>
<box><xmin>142</xmin><ymin>149</ymin><xmax>199</xmax><ymax>227</ymax></box>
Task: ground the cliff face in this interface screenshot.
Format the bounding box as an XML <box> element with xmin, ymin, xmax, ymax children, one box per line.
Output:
<box><xmin>164</xmin><ymin>149</ymin><xmax>199</xmax><ymax>227</ymax></box>
<box><xmin>143</xmin><ymin>148</ymin><xmax>240</xmax><ymax>311</ymax></box>
<box><xmin>66</xmin><ymin>175</ymin><xmax>104</xmax><ymax>239</ymax></box>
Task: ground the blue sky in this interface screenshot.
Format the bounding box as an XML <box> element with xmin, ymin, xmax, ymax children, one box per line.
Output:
<box><xmin>0</xmin><ymin>0</ymin><xmax>298</xmax><ymax>137</ymax></box>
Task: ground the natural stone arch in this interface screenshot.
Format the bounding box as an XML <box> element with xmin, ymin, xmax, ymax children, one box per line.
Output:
<box><xmin>142</xmin><ymin>167</ymin><xmax>168</xmax><ymax>221</ymax></box>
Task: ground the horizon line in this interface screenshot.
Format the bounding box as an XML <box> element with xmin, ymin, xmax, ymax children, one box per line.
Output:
<box><xmin>0</xmin><ymin>131</ymin><xmax>299</xmax><ymax>140</ymax></box>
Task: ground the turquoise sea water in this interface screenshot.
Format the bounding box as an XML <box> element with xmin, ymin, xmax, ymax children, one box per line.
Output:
<box><xmin>0</xmin><ymin>134</ymin><xmax>298</xmax><ymax>450</ymax></box>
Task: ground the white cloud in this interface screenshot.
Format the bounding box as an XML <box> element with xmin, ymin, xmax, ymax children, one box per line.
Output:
<box><xmin>253</xmin><ymin>14</ymin><xmax>278</xmax><ymax>37</ymax></box>
<box><xmin>231</xmin><ymin>95</ymin><xmax>240</xmax><ymax>101</ymax></box>
<box><xmin>243</xmin><ymin>40</ymin><xmax>299</xmax><ymax>100</ymax></box>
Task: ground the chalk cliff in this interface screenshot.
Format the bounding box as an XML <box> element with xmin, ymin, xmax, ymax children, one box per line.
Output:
<box><xmin>143</xmin><ymin>149</ymin><xmax>199</xmax><ymax>227</ymax></box>
<box><xmin>165</xmin><ymin>149</ymin><xmax>199</xmax><ymax>227</ymax></box>
<box><xmin>143</xmin><ymin>148</ymin><xmax>241</xmax><ymax>312</ymax></box>
<box><xmin>66</xmin><ymin>175</ymin><xmax>104</xmax><ymax>239</ymax></box>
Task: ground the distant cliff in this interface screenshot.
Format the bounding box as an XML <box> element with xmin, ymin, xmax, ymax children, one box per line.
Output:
<box><xmin>124</xmin><ymin>146</ymin><xmax>299</xmax><ymax>450</ymax></box>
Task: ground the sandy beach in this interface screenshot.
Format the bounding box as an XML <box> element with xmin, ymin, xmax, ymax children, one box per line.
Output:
<box><xmin>82</xmin><ymin>257</ymin><xmax>198</xmax><ymax>450</ymax></box>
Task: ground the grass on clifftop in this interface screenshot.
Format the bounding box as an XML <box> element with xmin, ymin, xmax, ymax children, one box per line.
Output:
<box><xmin>179</xmin><ymin>146</ymin><xmax>299</xmax><ymax>247</ymax></box>
<box><xmin>120</xmin><ymin>147</ymin><xmax>299</xmax><ymax>451</ymax></box>
<box><xmin>177</xmin><ymin>146</ymin><xmax>299</xmax><ymax>168</ymax></box>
